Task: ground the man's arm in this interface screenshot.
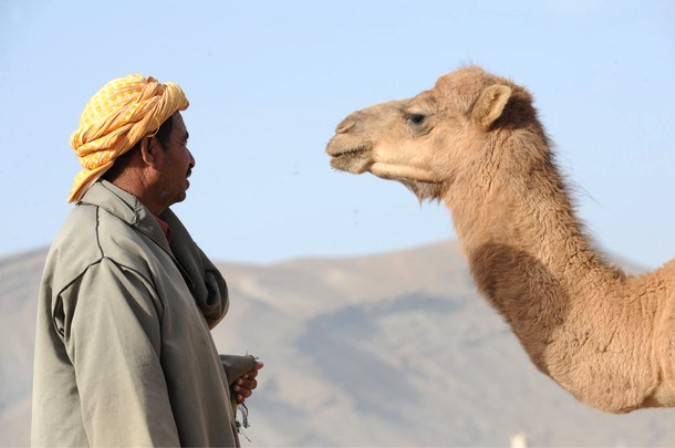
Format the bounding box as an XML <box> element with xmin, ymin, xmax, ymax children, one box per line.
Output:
<box><xmin>62</xmin><ymin>258</ymin><xmax>180</xmax><ymax>447</ymax></box>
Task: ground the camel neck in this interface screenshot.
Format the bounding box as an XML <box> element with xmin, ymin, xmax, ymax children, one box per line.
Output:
<box><xmin>442</xmin><ymin>145</ymin><xmax>630</xmax><ymax>383</ymax></box>
<box><xmin>445</xmin><ymin>142</ymin><xmax>623</xmax><ymax>298</ymax></box>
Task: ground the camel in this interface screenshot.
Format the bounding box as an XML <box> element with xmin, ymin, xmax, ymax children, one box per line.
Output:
<box><xmin>325</xmin><ymin>65</ymin><xmax>675</xmax><ymax>413</ymax></box>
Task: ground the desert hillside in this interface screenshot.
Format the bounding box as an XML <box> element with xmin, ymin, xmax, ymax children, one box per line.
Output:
<box><xmin>0</xmin><ymin>242</ymin><xmax>673</xmax><ymax>447</ymax></box>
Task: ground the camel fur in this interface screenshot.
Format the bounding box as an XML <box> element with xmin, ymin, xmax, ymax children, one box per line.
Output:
<box><xmin>325</xmin><ymin>65</ymin><xmax>675</xmax><ymax>413</ymax></box>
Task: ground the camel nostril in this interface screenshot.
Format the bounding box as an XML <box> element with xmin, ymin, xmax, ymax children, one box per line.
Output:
<box><xmin>335</xmin><ymin>117</ymin><xmax>356</xmax><ymax>134</ymax></box>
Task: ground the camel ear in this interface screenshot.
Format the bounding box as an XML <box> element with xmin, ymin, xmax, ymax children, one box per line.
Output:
<box><xmin>470</xmin><ymin>84</ymin><xmax>512</xmax><ymax>129</ymax></box>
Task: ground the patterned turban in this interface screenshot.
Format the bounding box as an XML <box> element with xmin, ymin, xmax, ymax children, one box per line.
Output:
<box><xmin>68</xmin><ymin>74</ymin><xmax>189</xmax><ymax>202</ymax></box>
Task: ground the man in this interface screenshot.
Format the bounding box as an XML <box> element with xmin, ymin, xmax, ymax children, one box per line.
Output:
<box><xmin>32</xmin><ymin>74</ymin><xmax>263</xmax><ymax>447</ymax></box>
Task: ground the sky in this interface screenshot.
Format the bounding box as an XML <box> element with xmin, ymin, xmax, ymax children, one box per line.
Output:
<box><xmin>1</xmin><ymin>0</ymin><xmax>673</xmax><ymax>268</ymax></box>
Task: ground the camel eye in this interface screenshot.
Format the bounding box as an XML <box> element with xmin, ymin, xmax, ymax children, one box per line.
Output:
<box><xmin>406</xmin><ymin>113</ymin><xmax>426</xmax><ymax>125</ymax></box>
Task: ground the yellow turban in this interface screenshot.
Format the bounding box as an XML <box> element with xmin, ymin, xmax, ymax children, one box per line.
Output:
<box><xmin>68</xmin><ymin>74</ymin><xmax>189</xmax><ymax>202</ymax></box>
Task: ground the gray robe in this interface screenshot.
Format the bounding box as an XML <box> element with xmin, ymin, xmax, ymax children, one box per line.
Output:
<box><xmin>32</xmin><ymin>180</ymin><xmax>255</xmax><ymax>447</ymax></box>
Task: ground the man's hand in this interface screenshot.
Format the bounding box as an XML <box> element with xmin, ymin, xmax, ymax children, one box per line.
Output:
<box><xmin>232</xmin><ymin>361</ymin><xmax>263</xmax><ymax>404</ymax></box>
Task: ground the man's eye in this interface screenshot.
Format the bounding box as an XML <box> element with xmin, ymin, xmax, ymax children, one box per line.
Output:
<box><xmin>407</xmin><ymin>113</ymin><xmax>425</xmax><ymax>125</ymax></box>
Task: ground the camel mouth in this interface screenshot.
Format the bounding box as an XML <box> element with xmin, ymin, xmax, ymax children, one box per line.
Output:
<box><xmin>327</xmin><ymin>145</ymin><xmax>368</xmax><ymax>159</ymax></box>
<box><xmin>327</xmin><ymin>143</ymin><xmax>372</xmax><ymax>173</ymax></box>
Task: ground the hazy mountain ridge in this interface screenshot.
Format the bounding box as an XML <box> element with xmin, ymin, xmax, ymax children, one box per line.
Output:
<box><xmin>1</xmin><ymin>242</ymin><xmax>673</xmax><ymax>446</ymax></box>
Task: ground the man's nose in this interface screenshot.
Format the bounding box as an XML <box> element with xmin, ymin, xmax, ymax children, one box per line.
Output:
<box><xmin>188</xmin><ymin>149</ymin><xmax>196</xmax><ymax>168</ymax></box>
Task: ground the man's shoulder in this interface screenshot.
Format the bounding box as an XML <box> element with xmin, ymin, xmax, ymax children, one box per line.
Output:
<box><xmin>44</xmin><ymin>204</ymin><xmax>161</xmax><ymax>291</ymax></box>
<box><xmin>49</xmin><ymin>203</ymin><xmax>101</xmax><ymax>260</ymax></box>
<box><xmin>42</xmin><ymin>204</ymin><xmax>102</xmax><ymax>293</ymax></box>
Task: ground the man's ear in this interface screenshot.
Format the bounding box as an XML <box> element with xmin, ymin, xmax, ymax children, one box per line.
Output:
<box><xmin>139</xmin><ymin>137</ymin><xmax>159</xmax><ymax>167</ymax></box>
<box><xmin>470</xmin><ymin>84</ymin><xmax>512</xmax><ymax>130</ymax></box>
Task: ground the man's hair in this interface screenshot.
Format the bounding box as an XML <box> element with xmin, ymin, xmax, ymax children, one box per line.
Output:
<box><xmin>102</xmin><ymin>115</ymin><xmax>174</xmax><ymax>181</ymax></box>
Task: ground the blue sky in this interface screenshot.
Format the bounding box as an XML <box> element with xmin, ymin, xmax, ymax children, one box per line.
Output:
<box><xmin>1</xmin><ymin>0</ymin><xmax>673</xmax><ymax>268</ymax></box>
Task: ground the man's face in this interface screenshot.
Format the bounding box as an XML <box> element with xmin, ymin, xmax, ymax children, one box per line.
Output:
<box><xmin>153</xmin><ymin>112</ymin><xmax>195</xmax><ymax>207</ymax></box>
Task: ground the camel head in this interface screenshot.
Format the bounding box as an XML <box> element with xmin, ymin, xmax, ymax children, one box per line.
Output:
<box><xmin>326</xmin><ymin>65</ymin><xmax>538</xmax><ymax>201</ymax></box>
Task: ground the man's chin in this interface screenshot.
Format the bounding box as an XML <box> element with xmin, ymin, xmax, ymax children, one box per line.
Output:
<box><xmin>168</xmin><ymin>191</ymin><xmax>188</xmax><ymax>207</ymax></box>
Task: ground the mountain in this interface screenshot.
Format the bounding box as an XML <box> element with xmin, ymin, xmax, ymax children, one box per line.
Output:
<box><xmin>0</xmin><ymin>242</ymin><xmax>673</xmax><ymax>447</ymax></box>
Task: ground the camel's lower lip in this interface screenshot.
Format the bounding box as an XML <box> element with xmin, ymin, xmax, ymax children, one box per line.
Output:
<box><xmin>328</xmin><ymin>145</ymin><xmax>372</xmax><ymax>174</ymax></box>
